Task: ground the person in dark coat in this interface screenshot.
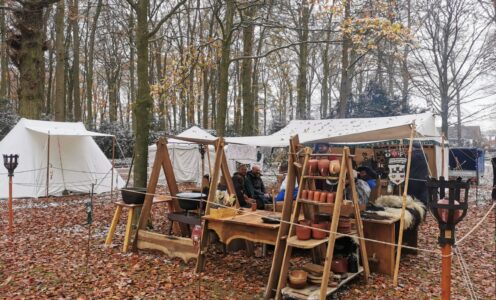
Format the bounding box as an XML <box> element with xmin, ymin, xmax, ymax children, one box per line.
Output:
<box><xmin>407</xmin><ymin>142</ymin><xmax>429</xmax><ymax>205</ymax></box>
<box><xmin>245</xmin><ymin>164</ymin><xmax>272</xmax><ymax>209</ymax></box>
<box><xmin>232</xmin><ymin>164</ymin><xmax>254</xmax><ymax>208</ymax></box>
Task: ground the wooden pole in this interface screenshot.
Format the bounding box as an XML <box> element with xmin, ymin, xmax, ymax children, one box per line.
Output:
<box><xmin>441</xmin><ymin>134</ymin><xmax>445</xmax><ymax>177</ymax></box>
<box><xmin>111</xmin><ymin>136</ymin><xmax>115</xmax><ymax>201</ymax></box>
<box><xmin>393</xmin><ymin>124</ymin><xmax>416</xmax><ymax>285</ymax></box>
<box><xmin>441</xmin><ymin>244</ymin><xmax>452</xmax><ymax>300</ymax></box>
<box><xmin>8</xmin><ymin>175</ymin><xmax>13</xmax><ymax>235</ymax></box>
<box><xmin>46</xmin><ymin>133</ymin><xmax>50</xmax><ymax>198</ymax></box>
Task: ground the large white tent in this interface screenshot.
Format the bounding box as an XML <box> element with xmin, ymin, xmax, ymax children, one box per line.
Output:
<box><xmin>0</xmin><ymin>118</ymin><xmax>125</xmax><ymax>198</ymax></box>
<box><xmin>148</xmin><ymin>126</ymin><xmax>260</xmax><ymax>184</ymax></box>
<box><xmin>225</xmin><ymin>113</ymin><xmax>448</xmax><ymax>176</ymax></box>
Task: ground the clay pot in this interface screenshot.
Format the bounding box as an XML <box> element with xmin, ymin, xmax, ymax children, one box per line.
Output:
<box><xmin>301</xmin><ymin>189</ymin><xmax>308</xmax><ymax>200</ymax></box>
<box><xmin>329</xmin><ymin>160</ymin><xmax>341</xmax><ymax>174</ymax></box>
<box><xmin>308</xmin><ymin>159</ymin><xmax>319</xmax><ymax>175</ymax></box>
<box><xmin>312</xmin><ymin>222</ymin><xmax>327</xmax><ymax>239</ymax></box>
<box><xmin>295</xmin><ymin>220</ymin><xmax>312</xmax><ymax>240</ymax></box>
<box><xmin>288</xmin><ymin>270</ymin><xmax>308</xmax><ymax>289</ymax></box>
<box><xmin>327</xmin><ymin>192</ymin><xmax>336</xmax><ymax>203</ymax></box>
<box><xmin>319</xmin><ymin>191</ymin><xmax>328</xmax><ymax>203</ymax></box>
<box><xmin>331</xmin><ymin>256</ymin><xmax>348</xmax><ymax>273</ymax></box>
<box><xmin>307</xmin><ymin>190</ymin><xmax>314</xmax><ymax>201</ymax></box>
<box><xmin>313</xmin><ymin>190</ymin><xmax>321</xmax><ymax>202</ymax></box>
<box><xmin>318</xmin><ymin>158</ymin><xmax>330</xmax><ymax>176</ymax></box>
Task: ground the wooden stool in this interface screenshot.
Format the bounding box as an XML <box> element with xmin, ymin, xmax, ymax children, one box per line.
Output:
<box><xmin>105</xmin><ymin>201</ymin><xmax>143</xmax><ymax>252</ymax></box>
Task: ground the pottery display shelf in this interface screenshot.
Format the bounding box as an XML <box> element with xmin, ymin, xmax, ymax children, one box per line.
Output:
<box><xmin>266</xmin><ymin>142</ymin><xmax>370</xmax><ymax>300</ymax></box>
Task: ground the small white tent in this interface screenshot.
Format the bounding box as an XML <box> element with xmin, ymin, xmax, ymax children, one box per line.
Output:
<box><xmin>0</xmin><ymin>118</ymin><xmax>124</xmax><ymax>198</ymax></box>
<box><xmin>148</xmin><ymin>126</ymin><xmax>260</xmax><ymax>183</ymax></box>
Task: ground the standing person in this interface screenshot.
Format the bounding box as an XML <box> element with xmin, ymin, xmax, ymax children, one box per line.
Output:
<box><xmin>232</xmin><ymin>164</ymin><xmax>254</xmax><ymax>208</ymax></box>
<box><xmin>245</xmin><ymin>164</ymin><xmax>272</xmax><ymax>209</ymax></box>
<box><xmin>407</xmin><ymin>142</ymin><xmax>429</xmax><ymax>205</ymax></box>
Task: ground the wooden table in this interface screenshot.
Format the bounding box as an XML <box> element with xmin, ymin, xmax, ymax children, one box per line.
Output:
<box><xmin>203</xmin><ymin>209</ymin><xmax>282</xmax><ymax>246</ymax></box>
<box><xmin>362</xmin><ymin>216</ymin><xmax>400</xmax><ymax>276</ymax></box>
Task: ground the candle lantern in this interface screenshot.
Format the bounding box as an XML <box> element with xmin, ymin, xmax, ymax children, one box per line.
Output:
<box><xmin>3</xmin><ymin>154</ymin><xmax>19</xmax><ymax>177</ymax></box>
<box><xmin>3</xmin><ymin>154</ymin><xmax>19</xmax><ymax>235</ymax></box>
<box><xmin>426</xmin><ymin>176</ymin><xmax>469</xmax><ymax>300</ymax></box>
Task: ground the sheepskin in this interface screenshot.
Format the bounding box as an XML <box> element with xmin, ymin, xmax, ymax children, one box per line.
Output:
<box><xmin>369</xmin><ymin>195</ymin><xmax>427</xmax><ymax>229</ymax></box>
<box><xmin>375</xmin><ymin>195</ymin><xmax>426</xmax><ymax>220</ymax></box>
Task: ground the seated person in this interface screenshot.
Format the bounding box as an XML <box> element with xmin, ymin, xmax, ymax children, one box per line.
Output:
<box><xmin>245</xmin><ymin>164</ymin><xmax>272</xmax><ymax>209</ymax></box>
<box><xmin>357</xmin><ymin>166</ymin><xmax>378</xmax><ymax>190</ymax></box>
<box><xmin>275</xmin><ymin>175</ymin><xmax>298</xmax><ymax>202</ymax></box>
<box><xmin>232</xmin><ymin>166</ymin><xmax>254</xmax><ymax>208</ymax></box>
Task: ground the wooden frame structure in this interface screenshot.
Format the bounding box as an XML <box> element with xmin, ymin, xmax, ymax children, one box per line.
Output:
<box><xmin>265</xmin><ymin>135</ymin><xmax>370</xmax><ymax>300</ymax></box>
<box><xmin>132</xmin><ymin>136</ymin><xmax>236</xmax><ymax>263</ymax></box>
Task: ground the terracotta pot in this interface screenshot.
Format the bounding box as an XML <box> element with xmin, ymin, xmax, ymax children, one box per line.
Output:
<box><xmin>318</xmin><ymin>158</ymin><xmax>330</xmax><ymax>176</ymax></box>
<box><xmin>312</xmin><ymin>222</ymin><xmax>327</xmax><ymax>239</ymax></box>
<box><xmin>295</xmin><ymin>221</ymin><xmax>312</xmax><ymax>240</ymax></box>
<box><xmin>313</xmin><ymin>190</ymin><xmax>321</xmax><ymax>202</ymax></box>
<box><xmin>288</xmin><ymin>270</ymin><xmax>308</xmax><ymax>289</ymax></box>
<box><xmin>308</xmin><ymin>159</ymin><xmax>319</xmax><ymax>175</ymax></box>
<box><xmin>301</xmin><ymin>189</ymin><xmax>308</xmax><ymax>200</ymax></box>
<box><xmin>331</xmin><ymin>256</ymin><xmax>348</xmax><ymax>273</ymax></box>
<box><xmin>327</xmin><ymin>192</ymin><xmax>336</xmax><ymax>203</ymax></box>
<box><xmin>307</xmin><ymin>190</ymin><xmax>314</xmax><ymax>201</ymax></box>
<box><xmin>319</xmin><ymin>191</ymin><xmax>327</xmax><ymax>203</ymax></box>
<box><xmin>329</xmin><ymin>160</ymin><xmax>341</xmax><ymax>174</ymax></box>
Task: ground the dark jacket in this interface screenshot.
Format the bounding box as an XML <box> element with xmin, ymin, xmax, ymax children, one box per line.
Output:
<box><xmin>407</xmin><ymin>149</ymin><xmax>429</xmax><ymax>204</ymax></box>
<box><xmin>232</xmin><ymin>172</ymin><xmax>249</xmax><ymax>208</ymax></box>
<box><xmin>245</xmin><ymin>171</ymin><xmax>266</xmax><ymax>198</ymax></box>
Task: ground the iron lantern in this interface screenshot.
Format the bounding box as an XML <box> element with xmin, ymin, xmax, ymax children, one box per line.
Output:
<box><xmin>3</xmin><ymin>154</ymin><xmax>19</xmax><ymax>177</ymax></box>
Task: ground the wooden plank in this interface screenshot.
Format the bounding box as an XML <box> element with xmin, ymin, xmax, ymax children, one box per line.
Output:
<box><xmin>207</xmin><ymin>219</ymin><xmax>279</xmax><ymax>246</ymax></box>
<box><xmin>136</xmin><ymin>230</ymin><xmax>197</xmax><ymax>262</ymax></box>
<box><xmin>286</xmin><ymin>236</ymin><xmax>329</xmax><ymax>249</ymax></box>
<box><xmin>345</xmin><ymin>147</ymin><xmax>370</xmax><ymax>281</ymax></box>
<box><xmin>265</xmin><ymin>135</ymin><xmax>300</xmax><ymax>300</ymax></box>
<box><xmin>393</xmin><ymin>126</ymin><xmax>415</xmax><ymax>286</ymax></box>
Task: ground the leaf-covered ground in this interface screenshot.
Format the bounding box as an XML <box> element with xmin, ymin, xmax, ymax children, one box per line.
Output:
<box><xmin>0</xmin><ymin>185</ymin><xmax>494</xmax><ymax>299</ymax></box>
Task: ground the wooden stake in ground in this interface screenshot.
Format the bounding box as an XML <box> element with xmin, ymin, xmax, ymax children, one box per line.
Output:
<box><xmin>393</xmin><ymin>124</ymin><xmax>416</xmax><ymax>286</ymax></box>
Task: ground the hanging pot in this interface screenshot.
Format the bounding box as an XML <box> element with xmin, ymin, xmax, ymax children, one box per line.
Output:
<box><xmin>308</xmin><ymin>159</ymin><xmax>319</xmax><ymax>175</ymax></box>
<box><xmin>318</xmin><ymin>158</ymin><xmax>330</xmax><ymax>176</ymax></box>
<box><xmin>329</xmin><ymin>160</ymin><xmax>341</xmax><ymax>174</ymax></box>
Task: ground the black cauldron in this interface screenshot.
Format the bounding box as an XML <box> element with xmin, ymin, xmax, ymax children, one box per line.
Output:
<box><xmin>121</xmin><ymin>187</ymin><xmax>147</xmax><ymax>204</ymax></box>
<box><xmin>176</xmin><ymin>192</ymin><xmax>206</xmax><ymax>211</ymax></box>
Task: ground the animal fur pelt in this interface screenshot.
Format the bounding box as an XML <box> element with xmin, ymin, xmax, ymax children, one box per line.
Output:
<box><xmin>368</xmin><ymin>195</ymin><xmax>426</xmax><ymax>229</ymax></box>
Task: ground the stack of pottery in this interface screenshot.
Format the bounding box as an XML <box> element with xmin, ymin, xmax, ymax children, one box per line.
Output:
<box><xmin>337</xmin><ymin>218</ymin><xmax>352</xmax><ymax>234</ymax></box>
<box><xmin>295</xmin><ymin>220</ymin><xmax>312</xmax><ymax>240</ymax></box>
<box><xmin>311</xmin><ymin>222</ymin><xmax>327</xmax><ymax>239</ymax></box>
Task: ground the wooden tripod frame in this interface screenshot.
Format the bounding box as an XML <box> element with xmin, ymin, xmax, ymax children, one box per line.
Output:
<box><xmin>131</xmin><ymin>137</ymin><xmax>236</xmax><ymax>263</ymax></box>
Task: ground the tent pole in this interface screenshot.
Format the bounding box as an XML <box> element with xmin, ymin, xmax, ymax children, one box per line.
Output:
<box><xmin>441</xmin><ymin>134</ymin><xmax>445</xmax><ymax>177</ymax></box>
<box><xmin>393</xmin><ymin>123</ymin><xmax>416</xmax><ymax>286</ymax></box>
<box><xmin>46</xmin><ymin>132</ymin><xmax>50</xmax><ymax>198</ymax></box>
<box><xmin>111</xmin><ymin>136</ymin><xmax>115</xmax><ymax>201</ymax></box>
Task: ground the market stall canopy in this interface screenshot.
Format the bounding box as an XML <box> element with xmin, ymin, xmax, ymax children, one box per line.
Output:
<box><xmin>167</xmin><ymin>126</ymin><xmax>217</xmax><ymax>144</ymax></box>
<box><xmin>225</xmin><ymin>113</ymin><xmax>439</xmax><ymax>147</ymax></box>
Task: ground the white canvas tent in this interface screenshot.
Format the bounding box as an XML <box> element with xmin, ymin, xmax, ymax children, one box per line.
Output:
<box><xmin>0</xmin><ymin>118</ymin><xmax>125</xmax><ymax>198</ymax></box>
<box><xmin>225</xmin><ymin>113</ymin><xmax>448</xmax><ymax>176</ymax></box>
<box><xmin>148</xmin><ymin>126</ymin><xmax>260</xmax><ymax>183</ymax></box>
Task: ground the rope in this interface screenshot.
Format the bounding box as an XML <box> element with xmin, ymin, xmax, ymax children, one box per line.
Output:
<box><xmin>454</xmin><ymin>246</ymin><xmax>478</xmax><ymax>299</ymax></box>
<box><xmin>455</xmin><ymin>202</ymin><xmax>496</xmax><ymax>246</ymax></box>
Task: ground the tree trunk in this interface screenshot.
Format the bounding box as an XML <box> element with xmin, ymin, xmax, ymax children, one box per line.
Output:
<box><xmin>321</xmin><ymin>43</ymin><xmax>329</xmax><ymax>118</ymax></box>
<box><xmin>296</xmin><ymin>2</ymin><xmax>310</xmax><ymax>120</ymax></box>
<box><xmin>202</xmin><ymin>68</ymin><xmax>209</xmax><ymax>128</ymax></box>
<box><xmin>128</xmin><ymin>8</ymin><xmax>135</xmax><ymax>128</ymax></box>
<box><xmin>85</xmin><ymin>0</ymin><xmax>102</xmax><ymax>128</ymax></box>
<box><xmin>54</xmin><ymin>0</ymin><xmax>65</xmax><ymax>120</ymax></box>
<box><xmin>72</xmin><ymin>0</ymin><xmax>81</xmax><ymax>121</ymax></box>
<box><xmin>234</xmin><ymin>62</ymin><xmax>241</xmax><ymax>133</ymax></box>
<box><xmin>241</xmin><ymin>6</ymin><xmax>255</xmax><ymax>135</ymax></box>
<box><xmin>0</xmin><ymin>4</ymin><xmax>8</xmax><ymax>99</ymax></box>
<box><xmin>215</xmin><ymin>0</ymin><xmax>234</xmax><ymax>136</ymax></box>
<box><xmin>338</xmin><ymin>0</ymin><xmax>351</xmax><ymax>118</ymax></box>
